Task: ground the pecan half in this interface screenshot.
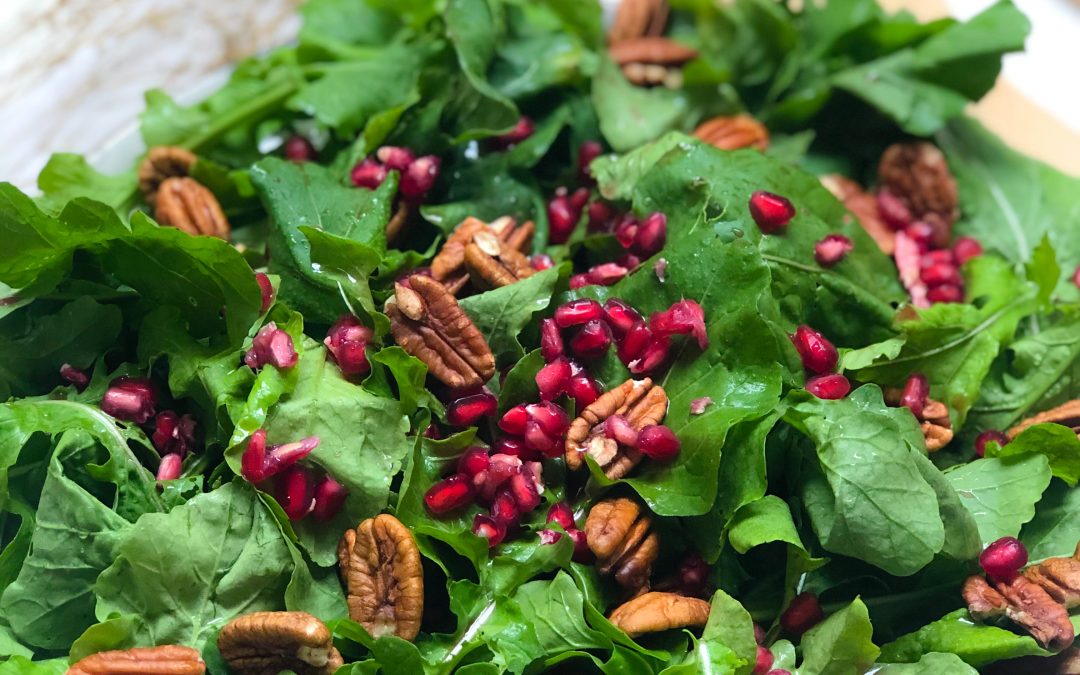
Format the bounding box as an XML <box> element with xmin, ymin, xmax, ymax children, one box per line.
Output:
<box><xmin>1008</xmin><ymin>399</ymin><xmax>1080</xmax><ymax>440</ymax></box>
<box><xmin>432</xmin><ymin>217</ymin><xmax>534</xmax><ymax>294</ymax></box>
<box><xmin>386</xmin><ymin>202</ymin><xmax>412</xmax><ymax>244</ymax></box>
<box><xmin>878</xmin><ymin>142</ymin><xmax>958</xmax><ymax>249</ymax></box>
<box><xmin>386</xmin><ymin>275</ymin><xmax>496</xmax><ymax>391</ymax></box>
<box><xmin>610</xmin><ymin>37</ymin><xmax>698</xmax><ymax>67</ymax></box>
<box><xmin>138</xmin><ymin>146</ymin><xmax>197</xmax><ymax>205</ymax></box>
<box><xmin>565</xmin><ymin>378</ymin><xmax>668</xmax><ymax>479</ymax></box>
<box><xmin>464</xmin><ymin>229</ymin><xmax>535</xmax><ymax>290</ymax></box>
<box><xmin>607</xmin><ymin>591</ymin><xmax>710</xmax><ymax>638</ymax></box>
<box><xmin>338</xmin><ymin>514</ymin><xmax>424</xmax><ymax>642</ymax></box>
<box><xmin>693</xmin><ymin>115</ymin><xmax>769</xmax><ymax>152</ymax></box>
<box><xmin>883</xmin><ymin>389</ymin><xmax>953</xmax><ymax>451</ymax></box>
<box><xmin>154</xmin><ymin>177</ymin><xmax>230</xmax><ymax>239</ymax></box>
<box><xmin>67</xmin><ymin>646</ymin><xmax>205</xmax><ymax>675</ymax></box>
<box><xmin>820</xmin><ymin>174</ymin><xmax>895</xmax><ymax>255</ymax></box>
<box><xmin>218</xmin><ymin>611</ymin><xmax>343</xmax><ymax>675</ymax></box>
<box><xmin>964</xmin><ymin>574</ymin><xmax>1075</xmax><ymax>651</ymax></box>
<box><xmin>1023</xmin><ymin>543</ymin><xmax>1080</xmax><ymax>608</ymax></box>
<box><xmin>585</xmin><ymin>497</ymin><xmax>659</xmax><ymax>592</ymax></box>
<box><xmin>609</xmin><ymin>0</ymin><xmax>669</xmax><ymax>44</ymax></box>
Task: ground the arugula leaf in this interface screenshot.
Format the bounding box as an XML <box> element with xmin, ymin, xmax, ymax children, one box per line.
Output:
<box><xmin>870</xmin><ymin>652</ymin><xmax>977</xmax><ymax>674</ymax></box>
<box><xmin>298</xmin><ymin>0</ymin><xmax>403</xmax><ymax>59</ymax></box>
<box><xmin>987</xmin><ymin>423</ymin><xmax>1080</xmax><ymax>486</ymax></box>
<box><xmin>728</xmin><ymin>495</ymin><xmax>804</xmax><ymax>555</ymax></box>
<box><xmin>35</xmin><ymin>153</ymin><xmax>136</xmax><ymax>216</ymax></box>
<box><xmin>444</xmin><ymin>0</ymin><xmax>519</xmax><ymax>140</ymax></box>
<box><xmin>459</xmin><ymin>266</ymin><xmax>563</xmax><ymax>366</ymax></box>
<box><xmin>879</xmin><ymin>608</ymin><xmax>1053</xmax><ymax>668</ymax></box>
<box><xmin>944</xmin><ymin>454</ymin><xmax>1051</xmax><ymax>545</ymax></box>
<box><xmin>1021</xmin><ymin>478</ymin><xmax>1080</xmax><ymax>561</ymax></box>
<box><xmin>507</xmin><ymin>572</ymin><xmax>610</xmax><ymax>658</ymax></box>
<box><xmin>592</xmin><ymin>58</ymin><xmax>693</xmax><ymax>153</ymax></box>
<box><xmin>797</xmin><ymin>597</ymin><xmax>879</xmax><ymax>675</ymax></box>
<box><xmin>0</xmin><ymin>657</ymin><xmax>67</xmax><ymax>675</ymax></box>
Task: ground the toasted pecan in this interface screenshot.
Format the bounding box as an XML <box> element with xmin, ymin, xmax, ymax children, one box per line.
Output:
<box><xmin>154</xmin><ymin>177</ymin><xmax>230</xmax><ymax>239</ymax></box>
<box><xmin>609</xmin><ymin>37</ymin><xmax>698</xmax><ymax>67</ymax></box>
<box><xmin>608</xmin><ymin>0</ymin><xmax>669</xmax><ymax>44</ymax></box>
<box><xmin>585</xmin><ymin>497</ymin><xmax>659</xmax><ymax>592</ymax></box>
<box><xmin>1008</xmin><ymin>399</ymin><xmax>1080</xmax><ymax>440</ymax></box>
<box><xmin>217</xmin><ymin>612</ymin><xmax>342</xmax><ymax>675</ymax></box>
<box><xmin>138</xmin><ymin>146</ymin><xmax>197</xmax><ymax>205</ymax></box>
<box><xmin>608</xmin><ymin>592</ymin><xmax>710</xmax><ymax>637</ymax></box>
<box><xmin>565</xmin><ymin>378</ymin><xmax>668</xmax><ymax>479</ymax></box>
<box><xmin>693</xmin><ymin>115</ymin><xmax>769</xmax><ymax>151</ymax></box>
<box><xmin>66</xmin><ymin>646</ymin><xmax>205</xmax><ymax>675</ymax></box>
<box><xmin>878</xmin><ymin>142</ymin><xmax>958</xmax><ymax>249</ymax></box>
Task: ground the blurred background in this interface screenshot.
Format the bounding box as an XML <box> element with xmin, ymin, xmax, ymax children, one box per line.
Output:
<box><xmin>1</xmin><ymin>0</ymin><xmax>1078</xmax><ymax>191</ymax></box>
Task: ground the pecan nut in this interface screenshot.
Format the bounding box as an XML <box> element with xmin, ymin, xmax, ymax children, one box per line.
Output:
<box><xmin>432</xmin><ymin>217</ymin><xmax>534</xmax><ymax>294</ymax></box>
<box><xmin>338</xmin><ymin>514</ymin><xmax>424</xmax><ymax>641</ymax></box>
<box><xmin>607</xmin><ymin>591</ymin><xmax>710</xmax><ymax>638</ymax></box>
<box><xmin>883</xmin><ymin>388</ymin><xmax>953</xmax><ymax>451</ymax></box>
<box><xmin>565</xmin><ymin>378</ymin><xmax>668</xmax><ymax>479</ymax></box>
<box><xmin>820</xmin><ymin>174</ymin><xmax>895</xmax><ymax>255</ymax></box>
<box><xmin>67</xmin><ymin>646</ymin><xmax>205</xmax><ymax>675</ymax></box>
<box><xmin>218</xmin><ymin>611</ymin><xmax>343</xmax><ymax>675</ymax></box>
<box><xmin>693</xmin><ymin>115</ymin><xmax>769</xmax><ymax>152</ymax></box>
<box><xmin>878</xmin><ymin>142</ymin><xmax>958</xmax><ymax>249</ymax></box>
<box><xmin>585</xmin><ymin>497</ymin><xmax>659</xmax><ymax>592</ymax></box>
<box><xmin>386</xmin><ymin>276</ymin><xmax>496</xmax><ymax>391</ymax></box>
<box><xmin>464</xmin><ymin>230</ymin><xmax>535</xmax><ymax>290</ymax></box>
<box><xmin>609</xmin><ymin>0</ymin><xmax>669</xmax><ymax>45</ymax></box>
<box><xmin>1023</xmin><ymin>542</ymin><xmax>1080</xmax><ymax>608</ymax></box>
<box><xmin>1008</xmin><ymin>399</ymin><xmax>1080</xmax><ymax>440</ymax></box>
<box><xmin>154</xmin><ymin>177</ymin><xmax>230</xmax><ymax>239</ymax></box>
<box><xmin>386</xmin><ymin>202</ymin><xmax>412</xmax><ymax>244</ymax></box>
<box><xmin>138</xmin><ymin>146</ymin><xmax>197</xmax><ymax>205</ymax></box>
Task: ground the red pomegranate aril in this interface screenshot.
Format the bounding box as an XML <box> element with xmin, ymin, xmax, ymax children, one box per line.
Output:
<box><xmin>767</xmin><ymin>671</ymin><xmax>792</xmax><ymax>675</ymax></box>
<box><xmin>586</xmin><ymin>263</ymin><xmax>629</xmax><ymax>286</ymax></box>
<box><xmin>424</xmin><ymin>423</ymin><xmax>442</xmax><ymax>440</ymax></box>
<box><xmin>350</xmin><ymin>158</ymin><xmax>388</xmax><ymax>189</ymax></box>
<box><xmin>567</xmin><ymin>373</ymin><xmax>601</xmax><ymax>409</ymax></box>
<box><xmin>424</xmin><ymin>474</ymin><xmax>476</xmax><ymax>515</ymax></box>
<box><xmin>539</xmin><ymin>528</ymin><xmax>563</xmax><ymax>545</ymax></box>
<box><xmin>277</xmin><ymin>466</ymin><xmax>316</xmax><ymax>521</ymax></box>
<box><xmin>650</xmin><ymin>300</ymin><xmax>708</xmax><ymax>349</ymax></box>
<box><xmin>548</xmin><ymin>195</ymin><xmax>577</xmax><ymax>244</ymax></box>
<box><xmin>578</xmin><ymin>140</ymin><xmax>603</xmax><ymax>183</ymax></box>
<box><xmin>813</xmin><ymin>234</ymin><xmax>853</xmax><ymax>267</ymax></box>
<box><xmin>904</xmin><ymin>222</ymin><xmax>934</xmax><ymax>252</ymax></box>
<box><xmin>603</xmin><ymin>299</ymin><xmax>643</xmax><ymax>337</ymax></box>
<box><xmin>569</xmin><ymin>274</ymin><xmax>592</xmax><ymax>289</ymax></box>
<box><xmin>1072</xmin><ymin>264</ymin><xmax>1080</xmax><ymax>290</ymax></box>
<box><xmin>628</xmin><ymin>335</ymin><xmax>671</xmax><ymax>374</ymax></box>
<box><xmin>531</xmin><ymin>253</ymin><xmax>555</xmax><ymax>271</ymax></box>
<box><xmin>790</xmin><ymin>325</ymin><xmax>838</xmax><ymax>375</ymax></box>
<box><xmin>152</xmin><ymin>411</ymin><xmax>197</xmax><ymax>457</ymax></box>
<box><xmin>484</xmin><ymin>454</ymin><xmax>523</xmax><ymax>496</ymax></box>
<box><xmin>242</xmin><ymin>432</ymin><xmax>320</xmax><ymax>484</ymax></box>
<box><xmin>540</xmin><ymin>318</ymin><xmax>565</xmax><ymax>362</ymax></box>
<box><xmin>618</xmin><ymin>252</ymin><xmax>642</xmax><ymax>270</ymax></box>
<box><xmin>753</xmin><ymin>623</ymin><xmax>766</xmax><ymax>645</ymax></box>
<box><xmin>921</xmin><ymin>249</ymin><xmax>956</xmax><ymax>268</ymax></box>
<box><xmin>921</xmin><ymin>262</ymin><xmax>962</xmax><ymax>287</ymax></box>
<box><xmin>376</xmin><ymin>145</ymin><xmax>416</xmax><ymax>171</ymax></box>
<box><xmin>447</xmin><ymin>391</ymin><xmax>498</xmax><ymax>427</ymax></box>
<box><xmin>555</xmin><ymin>299</ymin><xmax>604</xmax><ymax>328</ymax></box>
<box><xmin>570</xmin><ymin>320</ymin><xmax>613</xmax><ymax>359</ymax></box>
<box><xmin>749</xmin><ymin>191</ymin><xmax>795</xmax><ymax>234</ymax></box>
<box><xmin>546</xmin><ymin>502</ymin><xmax>575</xmax><ymax>530</ymax></box>
<box><xmin>678</xmin><ymin>552</ymin><xmax>709</xmax><ymax>594</ymax></box>
<box><xmin>457</xmin><ymin>447</ymin><xmax>491</xmax><ymax>477</ymax></box>
<box><xmin>490</xmin><ymin>488</ymin><xmax>521</xmax><ymax>527</ymax></box>
<box><xmin>587</xmin><ymin>201</ymin><xmax>612</xmax><ymax>231</ymax></box>
<box><xmin>568</xmin><ymin>528</ymin><xmax>593</xmax><ymax>563</ymax></box>
<box><xmin>493</xmin><ymin>436</ymin><xmax>538</xmax><ymax>461</ymax></box>
<box><xmin>806</xmin><ymin>373</ymin><xmax>851</xmax><ymax>400</ymax></box>
<box><xmin>603</xmin><ymin>414</ymin><xmax>640</xmax><ymax>447</ymax></box>
<box><xmin>753</xmin><ymin>645</ymin><xmax>774</xmax><ymax>675</ymax></box>
<box><xmin>500</xmin><ymin>405</ymin><xmax>529</xmax><ymax>436</ymax></box>
<box><xmin>633</xmin><ymin>212</ymin><xmax>667</xmax><ymax>256</ymax></box>
<box><xmin>311</xmin><ymin>476</ymin><xmax>348</xmax><ymax>521</ymax></box>
<box><xmin>473</xmin><ymin>514</ymin><xmax>507</xmax><ymax>548</ymax></box>
<box><xmin>244</xmin><ymin>323</ymin><xmax>298</xmax><ymax>370</ymax></box>
<box><xmin>400</xmin><ymin>155</ymin><xmax>441</xmax><ymax>200</ymax></box>
<box><xmin>690</xmin><ymin>397</ymin><xmax>712</xmax><ymax>415</ymax></box>
<box><xmin>101</xmin><ymin>376</ymin><xmax>157</xmax><ymax>424</ymax></box>
<box><xmin>494</xmin><ymin>116</ymin><xmax>534</xmax><ymax>148</ymax></box>
<box><xmin>569</xmin><ymin>188</ymin><xmax>590</xmax><ymax>213</ymax></box>
<box><xmin>877</xmin><ymin>189</ymin><xmax>913</xmax><ymax>230</ymax></box>
<box><xmin>509</xmin><ymin>471</ymin><xmax>542</xmax><ymax>512</ymax></box>
<box><xmin>523</xmin><ymin>420</ymin><xmax>560</xmax><ymax>457</ymax></box>
<box><xmin>255</xmin><ymin>272</ymin><xmax>274</xmax><ymax>312</ymax></box>
<box><xmin>59</xmin><ymin>363</ymin><xmax>90</xmax><ymax>391</ymax></box>
<box><xmin>926</xmin><ymin>284</ymin><xmax>964</xmax><ymax>304</ymax></box>
<box><xmin>536</xmin><ymin>356</ymin><xmax>573</xmax><ymax>400</ymax></box>
<box><xmin>527</xmin><ymin>401</ymin><xmax>568</xmax><ymax>437</ymax></box>
<box><xmin>953</xmin><ymin>236</ymin><xmax>984</xmax><ymax>265</ymax></box>
<box><xmin>900</xmin><ymin>373</ymin><xmax>929</xmax><ymax>419</ymax></box>
<box><xmin>637</xmin><ymin>425</ymin><xmax>680</xmax><ymax>461</ymax></box>
<box><xmin>283</xmin><ymin>135</ymin><xmax>316</xmax><ymax>162</ymax></box>
<box><xmin>780</xmin><ymin>592</ymin><xmax>824</xmax><ymax>636</ymax></box>
<box><xmin>156</xmin><ymin>453</ymin><xmax>182</xmax><ymax>481</ymax></box>
<box><xmin>618</xmin><ymin>321</ymin><xmax>652</xmax><ymax>362</ymax></box>
<box><xmin>980</xmin><ymin>536</ymin><xmax>1028</xmax><ymax>582</ymax></box>
<box><xmin>975</xmin><ymin>429</ymin><xmax>1010</xmax><ymax>457</ymax></box>
<box><xmin>614</xmin><ymin>214</ymin><xmax>639</xmax><ymax>249</ymax></box>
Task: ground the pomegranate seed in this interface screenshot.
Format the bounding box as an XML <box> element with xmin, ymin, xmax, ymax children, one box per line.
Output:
<box><xmin>921</xmin><ymin>262</ymin><xmax>962</xmax><ymax>287</ymax></box>
<box><xmin>536</xmin><ymin>356</ymin><xmax>572</xmax><ymax>401</ymax></box>
<box><xmin>473</xmin><ymin>514</ymin><xmax>507</xmax><ymax>547</ymax></box>
<box><xmin>350</xmin><ymin>158</ymin><xmax>388</xmax><ymax>189</ymax></box>
<box><xmin>540</xmin><ymin>318</ymin><xmax>565</xmax><ymax>362</ymax></box>
<box><xmin>567</xmin><ymin>188</ymin><xmax>588</xmax><ymax>213</ymax></box>
<box><xmin>570</xmin><ymin>320</ymin><xmax>613</xmax><ymax>360</ymax></box>
<box><xmin>618</xmin><ymin>253</ymin><xmax>642</xmax><ymax>270</ymax></box>
<box><xmin>255</xmin><ymin>272</ymin><xmax>274</xmax><ymax>313</ymax></box>
<box><xmin>499</xmin><ymin>404</ymin><xmax>529</xmax><ymax>435</ymax></box>
<box><xmin>980</xmin><ymin>536</ymin><xmax>1028</xmax><ymax>582</ymax></box>
<box><xmin>283</xmin><ymin>135</ymin><xmax>316</xmax><ymax>162</ymax></box>
<box><xmin>526</xmin><ymin>402</ymin><xmax>569</xmax><ymax>436</ymax></box>
<box><xmin>546</xmin><ymin>502</ymin><xmax>575</xmax><ymax>530</ymax></box>
<box><xmin>975</xmin><ymin>430</ymin><xmax>1010</xmax><ymax>457</ymax></box>
<box><xmin>59</xmin><ymin>363</ymin><xmax>90</xmax><ymax>391</ymax></box>
<box><xmin>151</xmin><ymin>411</ymin><xmax>197</xmax><ymax>457</ymax></box>
<box><xmin>587</xmin><ymin>201</ymin><xmax>612</xmax><ymax>231</ymax></box>
<box><xmin>586</xmin><ymin>263</ymin><xmax>629</xmax><ymax>286</ymax></box>
<box><xmin>311</xmin><ymin>476</ymin><xmax>348</xmax><ymax>521</ymax></box>
<box><xmin>628</xmin><ymin>335</ymin><xmax>671</xmax><ymax>374</ymax></box>
<box><xmin>400</xmin><ymin>155</ymin><xmax>441</xmax><ymax>200</ymax></box>
<box><xmin>276</xmin><ymin>465</ymin><xmax>316</xmax><ymax>521</ymax></box>
<box><xmin>633</xmin><ymin>212</ymin><xmax>667</xmax><ymax>256</ymax></box>
<box><xmin>603</xmin><ymin>414</ymin><xmax>640</xmax><ymax>447</ymax></box>
<box><xmin>790</xmin><ymin>325</ymin><xmax>838</xmax><ymax>375</ymax></box>
<box><xmin>569</xmin><ymin>274</ymin><xmax>592</xmax><ymax>289</ymax></box>
<box><xmin>637</xmin><ymin>425</ymin><xmax>680</xmax><ymax>461</ymax></box>
<box><xmin>241</xmin><ymin>429</ymin><xmax>320</xmax><ymax>483</ymax></box>
<box><xmin>921</xmin><ymin>249</ymin><xmax>956</xmax><ymax>268</ymax></box>
<box><xmin>490</xmin><ymin>488</ymin><xmax>521</xmax><ymax>527</ymax></box>
<box><xmin>567</xmin><ymin>373</ymin><xmax>601</xmax><ymax>409</ymax></box>
<box><xmin>753</xmin><ymin>645</ymin><xmax>774</xmax><ymax>675</ymax></box>
<box><xmin>156</xmin><ymin>453</ymin><xmax>182</xmax><ymax>481</ymax></box>
<box><xmin>650</xmin><ymin>300</ymin><xmax>708</xmax><ymax>349</ymax></box>
<box><xmin>806</xmin><ymin>373</ymin><xmax>850</xmax><ymax>399</ymax></box>
<box><xmin>618</xmin><ymin>321</ymin><xmax>652</xmax><ymax>362</ymax></box>
<box><xmin>244</xmin><ymin>323</ymin><xmax>298</xmax><ymax>370</ymax></box>
<box><xmin>509</xmin><ymin>471</ymin><xmax>542</xmax><ymax>512</ymax></box>
<box><xmin>578</xmin><ymin>141</ymin><xmax>603</xmax><ymax>183</ymax></box>
<box><xmin>424</xmin><ymin>423</ymin><xmax>442</xmax><ymax>440</ymax></box>
<box><xmin>678</xmin><ymin>552</ymin><xmax>709</xmax><ymax>594</ymax></box>
<box><xmin>424</xmin><ymin>473</ymin><xmax>476</xmax><ymax>515</ymax></box>
<box><xmin>813</xmin><ymin>234</ymin><xmax>853</xmax><ymax>267</ymax></box>
<box><xmin>690</xmin><ymin>397</ymin><xmax>712</xmax><ymax>415</ymax></box>
<box><xmin>101</xmin><ymin>376</ymin><xmax>157</xmax><ymax>423</ymax></box>
<box><xmin>447</xmin><ymin>391</ymin><xmax>498</xmax><ymax>426</ymax></box>
<box><xmin>493</xmin><ymin>436</ymin><xmax>538</xmax><ymax>461</ymax></box>
<box><xmin>480</xmin><ymin>454</ymin><xmax>524</xmax><ymax>501</ymax></box>
<box><xmin>767</xmin><ymin>670</ymin><xmax>792</xmax><ymax>675</ymax></box>
<box><xmin>523</xmin><ymin>421</ymin><xmax>560</xmax><ymax>457</ymax></box>
<box><xmin>530</xmin><ymin>253</ymin><xmax>554</xmax><ymax>271</ymax></box>
<box><xmin>953</xmin><ymin>237</ymin><xmax>983</xmax><ymax>265</ymax></box>
<box><xmin>324</xmin><ymin>315</ymin><xmax>373</xmax><ymax>379</ymax></box>
<box><xmin>458</xmin><ymin>447</ymin><xmax>491</xmax><ymax>477</ymax></box>
<box><xmin>568</xmin><ymin>528</ymin><xmax>593</xmax><ymax>563</ymax></box>
<box><xmin>899</xmin><ymin>373</ymin><xmax>929</xmax><ymax>419</ymax></box>
<box><xmin>876</xmin><ymin>189</ymin><xmax>912</xmax><ymax>230</ymax></box>
<box><xmin>602</xmin><ymin>299</ymin><xmax>642</xmax><ymax>337</ymax></box>
<box><xmin>780</xmin><ymin>592</ymin><xmax>824</xmax><ymax>636</ymax></box>
<box><xmin>548</xmin><ymin>194</ymin><xmax>577</xmax><ymax>244</ymax></box>
<box><xmin>927</xmin><ymin>284</ymin><xmax>964</xmax><ymax>304</ymax></box>
<box><xmin>753</xmin><ymin>623</ymin><xmax>766</xmax><ymax>644</ymax></box>
<box><xmin>614</xmin><ymin>215</ymin><xmax>639</xmax><ymax>249</ymax></box>
<box><xmin>904</xmin><ymin>222</ymin><xmax>934</xmax><ymax>252</ymax></box>
<box><xmin>653</xmin><ymin>257</ymin><xmax>668</xmax><ymax>282</ymax></box>
<box><xmin>748</xmin><ymin>191</ymin><xmax>795</xmax><ymax>234</ymax></box>
<box><xmin>494</xmin><ymin>116</ymin><xmax>534</xmax><ymax>148</ymax></box>
<box><xmin>376</xmin><ymin>146</ymin><xmax>415</xmax><ymax>171</ymax></box>
<box><xmin>555</xmin><ymin>299</ymin><xmax>603</xmax><ymax>328</ymax></box>
<box><xmin>539</xmin><ymin>528</ymin><xmax>562</xmax><ymax>545</ymax></box>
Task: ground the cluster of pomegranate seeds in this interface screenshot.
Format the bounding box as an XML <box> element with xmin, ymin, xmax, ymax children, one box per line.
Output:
<box><xmin>324</xmin><ymin>315</ymin><xmax>373</xmax><ymax>380</ymax></box>
<box><xmin>780</xmin><ymin>592</ymin><xmax>825</xmax><ymax>636</ymax></box>
<box><xmin>539</xmin><ymin>502</ymin><xmax>592</xmax><ymax>562</ymax></box>
<box><xmin>255</xmin><ymin>272</ymin><xmax>274</xmax><ymax>313</ymax></box>
<box><xmin>239</xmin><ymin>429</ymin><xmax>342</xmax><ymax>521</ymax></box>
<box><xmin>152</xmin><ymin>411</ymin><xmax>197</xmax><ymax>457</ymax></box>
<box><xmin>974</xmin><ymin>429</ymin><xmax>1010</xmax><ymax>457</ymax></box>
<box><xmin>491</xmin><ymin>116</ymin><xmax>534</xmax><ymax>149</ymax></box>
<box><xmin>446</xmin><ymin>390</ymin><xmax>498</xmax><ymax>427</ymax></box>
<box><xmin>101</xmin><ymin>376</ymin><xmax>158</xmax><ymax>423</ymax></box>
<box><xmin>789</xmin><ymin>325</ymin><xmax>850</xmax><ymax>400</ymax></box>
<box><xmin>548</xmin><ymin>186</ymin><xmax>591</xmax><ymax>245</ymax></box>
<box><xmin>980</xmin><ymin>536</ymin><xmax>1028</xmax><ymax>582</ymax></box>
<box><xmin>749</xmin><ymin>191</ymin><xmax>796</xmax><ymax>234</ymax></box>
<box><xmin>283</xmin><ymin>135</ymin><xmax>316</xmax><ymax>163</ymax></box>
<box><xmin>350</xmin><ymin>145</ymin><xmax>441</xmax><ymax>202</ymax></box>
<box><xmin>244</xmin><ymin>322</ymin><xmax>298</xmax><ymax>370</ymax></box>
<box><xmin>578</xmin><ymin>141</ymin><xmax>603</xmax><ymax>185</ymax></box>
<box><xmin>59</xmin><ymin>363</ymin><xmax>90</xmax><ymax>391</ymax></box>
<box><xmin>813</xmin><ymin>234</ymin><xmax>853</xmax><ymax>267</ymax></box>
<box><xmin>240</xmin><ymin>428</ymin><xmax>320</xmax><ymax>483</ymax></box>
<box><xmin>637</xmin><ymin>425</ymin><xmax>681</xmax><ymax>461</ymax></box>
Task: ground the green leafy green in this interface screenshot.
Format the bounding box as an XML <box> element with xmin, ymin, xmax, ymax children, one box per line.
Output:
<box><xmin>944</xmin><ymin>454</ymin><xmax>1051</xmax><ymax>545</ymax></box>
<box><xmin>879</xmin><ymin>609</ymin><xmax>1054</xmax><ymax>668</ymax></box>
<box><xmin>797</xmin><ymin>597</ymin><xmax>879</xmax><ymax>675</ymax></box>
<box><xmin>986</xmin><ymin>423</ymin><xmax>1080</xmax><ymax>486</ymax></box>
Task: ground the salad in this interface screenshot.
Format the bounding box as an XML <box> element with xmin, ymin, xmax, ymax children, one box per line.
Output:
<box><xmin>2</xmin><ymin>0</ymin><xmax>1079</xmax><ymax>673</ymax></box>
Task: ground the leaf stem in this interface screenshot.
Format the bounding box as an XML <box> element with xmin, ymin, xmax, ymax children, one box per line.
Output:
<box><xmin>182</xmin><ymin>80</ymin><xmax>300</xmax><ymax>152</ymax></box>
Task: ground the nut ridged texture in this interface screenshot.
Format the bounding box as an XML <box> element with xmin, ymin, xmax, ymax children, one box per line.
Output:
<box><xmin>66</xmin><ymin>645</ymin><xmax>205</xmax><ymax>675</ymax></box>
<box><xmin>565</xmin><ymin>378</ymin><xmax>668</xmax><ymax>479</ymax></box>
<box><xmin>585</xmin><ymin>497</ymin><xmax>659</xmax><ymax>592</ymax></box>
<box><xmin>1008</xmin><ymin>399</ymin><xmax>1080</xmax><ymax>439</ymax></box>
<box><xmin>154</xmin><ymin>177</ymin><xmax>230</xmax><ymax>239</ymax></box>
<box><xmin>432</xmin><ymin>217</ymin><xmax>534</xmax><ymax>295</ymax></box>
<box><xmin>464</xmin><ymin>237</ymin><xmax>535</xmax><ymax>289</ymax></box>
<box><xmin>693</xmin><ymin>115</ymin><xmax>769</xmax><ymax>151</ymax></box>
<box><xmin>877</xmin><ymin>142</ymin><xmax>958</xmax><ymax>248</ymax></box>
<box><xmin>607</xmin><ymin>591</ymin><xmax>710</xmax><ymax>637</ymax></box>
<box><xmin>338</xmin><ymin>514</ymin><xmax>424</xmax><ymax>641</ymax></box>
<box><xmin>608</xmin><ymin>0</ymin><xmax>669</xmax><ymax>44</ymax></box>
<box><xmin>609</xmin><ymin>37</ymin><xmax>698</xmax><ymax>67</ymax></box>
<box><xmin>138</xmin><ymin>146</ymin><xmax>197</xmax><ymax>205</ymax></box>
<box><xmin>217</xmin><ymin>611</ymin><xmax>342</xmax><ymax>675</ymax></box>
